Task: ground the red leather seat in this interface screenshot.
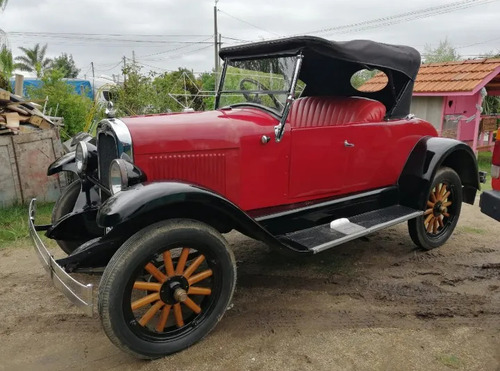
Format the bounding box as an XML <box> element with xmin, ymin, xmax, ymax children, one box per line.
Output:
<box><xmin>288</xmin><ymin>96</ymin><xmax>386</xmax><ymax>128</ymax></box>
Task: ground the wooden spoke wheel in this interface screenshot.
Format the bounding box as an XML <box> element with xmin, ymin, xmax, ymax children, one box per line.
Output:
<box><xmin>408</xmin><ymin>167</ymin><xmax>462</xmax><ymax>250</ymax></box>
<box><xmin>98</xmin><ymin>219</ymin><xmax>236</xmax><ymax>359</ymax></box>
<box><xmin>423</xmin><ymin>182</ymin><xmax>453</xmax><ymax>236</ymax></box>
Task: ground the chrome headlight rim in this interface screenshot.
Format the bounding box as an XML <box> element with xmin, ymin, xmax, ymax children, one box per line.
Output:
<box><xmin>109</xmin><ymin>159</ymin><xmax>129</xmax><ymax>195</ymax></box>
<box><xmin>75</xmin><ymin>141</ymin><xmax>89</xmax><ymax>174</ymax></box>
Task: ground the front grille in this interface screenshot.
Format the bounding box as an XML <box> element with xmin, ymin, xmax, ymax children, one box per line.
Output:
<box><xmin>98</xmin><ymin>132</ymin><xmax>118</xmax><ymax>197</ymax></box>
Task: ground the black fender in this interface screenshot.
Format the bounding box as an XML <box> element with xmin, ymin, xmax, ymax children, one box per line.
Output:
<box><xmin>399</xmin><ymin>136</ymin><xmax>479</xmax><ymax>210</ymax></box>
<box><xmin>46</xmin><ymin>206</ymin><xmax>104</xmax><ymax>240</ymax></box>
<box><xmin>47</xmin><ymin>151</ymin><xmax>77</xmax><ymax>176</ymax></box>
<box><xmin>98</xmin><ymin>182</ymin><xmax>307</xmax><ymax>253</ymax></box>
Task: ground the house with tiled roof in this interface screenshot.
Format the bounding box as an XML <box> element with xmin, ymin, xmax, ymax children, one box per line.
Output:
<box><xmin>361</xmin><ymin>58</ymin><xmax>500</xmax><ymax>152</ymax></box>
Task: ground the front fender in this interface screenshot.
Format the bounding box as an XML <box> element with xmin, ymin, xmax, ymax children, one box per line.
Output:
<box><xmin>97</xmin><ymin>182</ymin><xmax>308</xmax><ymax>253</ymax></box>
<box><xmin>47</xmin><ymin>151</ymin><xmax>77</xmax><ymax>176</ymax></box>
<box><xmin>399</xmin><ymin>136</ymin><xmax>479</xmax><ymax>209</ymax></box>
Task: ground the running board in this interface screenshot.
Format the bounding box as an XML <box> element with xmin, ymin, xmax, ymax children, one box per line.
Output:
<box><xmin>279</xmin><ymin>205</ymin><xmax>422</xmax><ymax>254</ymax></box>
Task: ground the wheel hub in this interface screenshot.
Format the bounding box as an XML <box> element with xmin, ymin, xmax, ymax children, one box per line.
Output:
<box><xmin>159</xmin><ymin>276</ymin><xmax>189</xmax><ymax>305</ymax></box>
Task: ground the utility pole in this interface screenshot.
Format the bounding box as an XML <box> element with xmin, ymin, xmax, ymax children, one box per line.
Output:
<box><xmin>214</xmin><ymin>0</ymin><xmax>219</xmax><ymax>89</ymax></box>
<box><xmin>132</xmin><ymin>50</ymin><xmax>136</xmax><ymax>64</ymax></box>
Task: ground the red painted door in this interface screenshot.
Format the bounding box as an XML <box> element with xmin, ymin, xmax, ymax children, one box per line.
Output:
<box><xmin>288</xmin><ymin>126</ymin><xmax>348</xmax><ymax>199</ymax></box>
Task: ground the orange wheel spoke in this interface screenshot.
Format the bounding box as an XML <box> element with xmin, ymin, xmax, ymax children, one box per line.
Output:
<box><xmin>131</xmin><ymin>292</ymin><xmax>160</xmax><ymax>311</ymax></box>
<box><xmin>183</xmin><ymin>255</ymin><xmax>206</xmax><ymax>279</ymax></box>
<box><xmin>438</xmin><ymin>215</ymin><xmax>444</xmax><ymax>228</ymax></box>
<box><xmin>426</xmin><ymin>217</ymin><xmax>434</xmax><ymax>233</ymax></box>
<box><xmin>163</xmin><ymin>251</ymin><xmax>175</xmax><ymax>277</ymax></box>
<box><xmin>430</xmin><ymin>189</ymin><xmax>437</xmax><ymax>203</ymax></box>
<box><xmin>188</xmin><ymin>269</ymin><xmax>213</xmax><ymax>285</ymax></box>
<box><xmin>424</xmin><ymin>213</ymin><xmax>433</xmax><ymax>226</ymax></box>
<box><xmin>440</xmin><ymin>185</ymin><xmax>448</xmax><ymax>198</ymax></box>
<box><xmin>139</xmin><ymin>300</ymin><xmax>164</xmax><ymax>326</ymax></box>
<box><xmin>173</xmin><ymin>303</ymin><xmax>184</xmax><ymax>327</ymax></box>
<box><xmin>183</xmin><ymin>297</ymin><xmax>202</xmax><ymax>314</ymax></box>
<box><xmin>133</xmin><ymin>281</ymin><xmax>162</xmax><ymax>291</ymax></box>
<box><xmin>156</xmin><ymin>304</ymin><xmax>172</xmax><ymax>332</ymax></box>
<box><xmin>443</xmin><ymin>212</ymin><xmax>450</xmax><ymax>218</ymax></box>
<box><xmin>442</xmin><ymin>191</ymin><xmax>450</xmax><ymax>201</ymax></box>
<box><xmin>434</xmin><ymin>185</ymin><xmax>442</xmax><ymax>201</ymax></box>
<box><xmin>426</xmin><ymin>201</ymin><xmax>435</xmax><ymax>208</ymax></box>
<box><xmin>145</xmin><ymin>263</ymin><xmax>166</xmax><ymax>283</ymax></box>
<box><xmin>175</xmin><ymin>248</ymin><xmax>190</xmax><ymax>275</ymax></box>
<box><xmin>424</xmin><ymin>208</ymin><xmax>433</xmax><ymax>216</ymax></box>
<box><xmin>432</xmin><ymin>218</ymin><xmax>438</xmax><ymax>234</ymax></box>
<box><xmin>442</xmin><ymin>201</ymin><xmax>452</xmax><ymax>207</ymax></box>
<box><xmin>188</xmin><ymin>286</ymin><xmax>212</xmax><ymax>296</ymax></box>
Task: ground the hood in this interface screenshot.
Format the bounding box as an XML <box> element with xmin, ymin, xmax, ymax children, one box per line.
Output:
<box><xmin>121</xmin><ymin>108</ymin><xmax>278</xmax><ymax>155</ymax></box>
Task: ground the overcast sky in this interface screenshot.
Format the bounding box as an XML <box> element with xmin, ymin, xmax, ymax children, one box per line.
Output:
<box><xmin>0</xmin><ymin>0</ymin><xmax>499</xmax><ymax>80</ymax></box>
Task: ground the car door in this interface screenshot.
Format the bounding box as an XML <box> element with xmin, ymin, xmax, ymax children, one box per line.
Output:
<box><xmin>288</xmin><ymin>125</ymin><xmax>349</xmax><ymax>200</ymax></box>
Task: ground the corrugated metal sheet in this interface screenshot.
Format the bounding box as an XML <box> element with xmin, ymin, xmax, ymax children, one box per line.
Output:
<box><xmin>359</xmin><ymin>58</ymin><xmax>500</xmax><ymax>94</ymax></box>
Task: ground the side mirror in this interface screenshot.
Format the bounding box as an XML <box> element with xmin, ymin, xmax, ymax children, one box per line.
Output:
<box><xmin>106</xmin><ymin>101</ymin><xmax>115</xmax><ymax>119</ymax></box>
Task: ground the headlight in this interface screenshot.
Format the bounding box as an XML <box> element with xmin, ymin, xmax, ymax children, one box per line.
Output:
<box><xmin>109</xmin><ymin>159</ymin><xmax>129</xmax><ymax>195</ymax></box>
<box><xmin>75</xmin><ymin>141</ymin><xmax>89</xmax><ymax>174</ymax></box>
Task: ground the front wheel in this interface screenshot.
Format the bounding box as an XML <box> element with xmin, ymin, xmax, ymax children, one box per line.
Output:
<box><xmin>408</xmin><ymin>166</ymin><xmax>462</xmax><ymax>250</ymax></box>
<box><xmin>52</xmin><ymin>180</ymin><xmax>86</xmax><ymax>254</ymax></box>
<box><xmin>98</xmin><ymin>219</ymin><xmax>236</xmax><ymax>359</ymax></box>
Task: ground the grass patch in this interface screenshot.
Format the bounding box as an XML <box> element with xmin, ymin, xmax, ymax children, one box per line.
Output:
<box><xmin>458</xmin><ymin>226</ymin><xmax>486</xmax><ymax>235</ymax></box>
<box><xmin>0</xmin><ymin>203</ymin><xmax>54</xmax><ymax>248</ymax></box>
<box><xmin>478</xmin><ymin>151</ymin><xmax>493</xmax><ymax>192</ymax></box>
<box><xmin>436</xmin><ymin>354</ymin><xmax>463</xmax><ymax>369</ymax></box>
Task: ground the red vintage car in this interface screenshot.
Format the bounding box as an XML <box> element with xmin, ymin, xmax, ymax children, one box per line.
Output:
<box><xmin>29</xmin><ymin>36</ymin><xmax>480</xmax><ymax>359</ymax></box>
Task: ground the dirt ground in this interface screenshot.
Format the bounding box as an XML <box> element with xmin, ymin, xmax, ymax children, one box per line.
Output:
<box><xmin>0</xmin><ymin>200</ymin><xmax>499</xmax><ymax>371</ymax></box>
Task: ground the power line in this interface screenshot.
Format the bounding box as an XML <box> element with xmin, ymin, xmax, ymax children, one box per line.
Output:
<box><xmin>217</xmin><ymin>8</ymin><xmax>281</xmax><ymax>37</ymax></box>
<box><xmin>303</xmin><ymin>0</ymin><xmax>498</xmax><ymax>36</ymax></box>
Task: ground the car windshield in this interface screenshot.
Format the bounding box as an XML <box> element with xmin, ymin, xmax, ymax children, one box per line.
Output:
<box><xmin>218</xmin><ymin>56</ymin><xmax>300</xmax><ymax>115</ymax></box>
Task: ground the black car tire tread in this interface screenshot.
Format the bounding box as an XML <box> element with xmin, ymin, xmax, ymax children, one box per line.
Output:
<box><xmin>408</xmin><ymin>166</ymin><xmax>462</xmax><ymax>250</ymax></box>
<box><xmin>98</xmin><ymin>218</ymin><xmax>236</xmax><ymax>359</ymax></box>
<box><xmin>51</xmin><ymin>180</ymin><xmax>85</xmax><ymax>254</ymax></box>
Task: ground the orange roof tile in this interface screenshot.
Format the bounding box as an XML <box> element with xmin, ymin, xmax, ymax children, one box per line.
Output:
<box><xmin>359</xmin><ymin>58</ymin><xmax>500</xmax><ymax>94</ymax></box>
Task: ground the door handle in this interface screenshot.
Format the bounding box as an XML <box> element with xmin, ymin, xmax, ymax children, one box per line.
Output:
<box><xmin>344</xmin><ymin>140</ymin><xmax>355</xmax><ymax>148</ymax></box>
<box><xmin>261</xmin><ymin>135</ymin><xmax>271</xmax><ymax>144</ymax></box>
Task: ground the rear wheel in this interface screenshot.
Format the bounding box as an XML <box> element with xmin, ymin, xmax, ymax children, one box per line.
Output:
<box><xmin>98</xmin><ymin>219</ymin><xmax>236</xmax><ymax>359</ymax></box>
<box><xmin>52</xmin><ymin>180</ymin><xmax>86</xmax><ymax>254</ymax></box>
<box><xmin>408</xmin><ymin>167</ymin><xmax>462</xmax><ymax>250</ymax></box>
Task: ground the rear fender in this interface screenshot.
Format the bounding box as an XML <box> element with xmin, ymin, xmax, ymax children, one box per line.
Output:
<box><xmin>399</xmin><ymin>137</ymin><xmax>479</xmax><ymax>209</ymax></box>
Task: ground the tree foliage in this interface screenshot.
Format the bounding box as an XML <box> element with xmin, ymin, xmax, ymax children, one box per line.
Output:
<box><xmin>51</xmin><ymin>53</ymin><xmax>80</xmax><ymax>78</ymax></box>
<box><xmin>15</xmin><ymin>43</ymin><xmax>52</xmax><ymax>77</ymax></box>
<box><xmin>28</xmin><ymin>69</ymin><xmax>96</xmax><ymax>139</ymax></box>
<box><xmin>0</xmin><ymin>45</ymin><xmax>13</xmax><ymax>90</ymax></box>
<box><xmin>423</xmin><ymin>38</ymin><xmax>461</xmax><ymax>64</ymax></box>
<box><xmin>112</xmin><ymin>62</ymin><xmax>213</xmax><ymax>116</ymax></box>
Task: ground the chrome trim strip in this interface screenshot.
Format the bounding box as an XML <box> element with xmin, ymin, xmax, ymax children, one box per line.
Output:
<box><xmin>255</xmin><ymin>187</ymin><xmax>394</xmax><ymax>222</ymax></box>
<box><xmin>311</xmin><ymin>210</ymin><xmax>423</xmax><ymax>254</ymax></box>
<box><xmin>97</xmin><ymin>118</ymin><xmax>133</xmax><ymax>160</ymax></box>
<box><xmin>29</xmin><ymin>199</ymin><xmax>94</xmax><ymax>316</ymax></box>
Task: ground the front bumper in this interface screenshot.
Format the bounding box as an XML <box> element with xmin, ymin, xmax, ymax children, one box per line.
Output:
<box><xmin>29</xmin><ymin>199</ymin><xmax>94</xmax><ymax>316</ymax></box>
<box><xmin>479</xmin><ymin>190</ymin><xmax>500</xmax><ymax>222</ymax></box>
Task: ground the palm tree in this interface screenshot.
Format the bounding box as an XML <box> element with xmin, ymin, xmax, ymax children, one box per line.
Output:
<box><xmin>15</xmin><ymin>43</ymin><xmax>52</xmax><ymax>78</ymax></box>
<box><xmin>0</xmin><ymin>0</ymin><xmax>8</xmax><ymax>10</ymax></box>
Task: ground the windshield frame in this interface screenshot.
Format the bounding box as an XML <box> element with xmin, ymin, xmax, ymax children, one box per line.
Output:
<box><xmin>215</xmin><ymin>54</ymin><xmax>302</xmax><ymax>117</ymax></box>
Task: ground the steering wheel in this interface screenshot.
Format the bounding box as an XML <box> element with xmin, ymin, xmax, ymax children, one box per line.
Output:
<box><xmin>239</xmin><ymin>78</ymin><xmax>282</xmax><ymax>110</ymax></box>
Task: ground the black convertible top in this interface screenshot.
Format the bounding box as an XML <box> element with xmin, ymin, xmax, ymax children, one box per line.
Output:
<box><xmin>219</xmin><ymin>36</ymin><xmax>421</xmax><ymax>118</ymax></box>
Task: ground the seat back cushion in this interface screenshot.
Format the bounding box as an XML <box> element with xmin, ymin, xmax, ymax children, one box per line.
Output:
<box><xmin>288</xmin><ymin>96</ymin><xmax>386</xmax><ymax>128</ymax></box>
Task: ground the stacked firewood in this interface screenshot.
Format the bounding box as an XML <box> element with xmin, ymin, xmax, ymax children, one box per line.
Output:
<box><xmin>0</xmin><ymin>88</ymin><xmax>54</xmax><ymax>135</ymax></box>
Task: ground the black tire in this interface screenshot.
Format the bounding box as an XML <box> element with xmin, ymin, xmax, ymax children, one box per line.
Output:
<box><xmin>98</xmin><ymin>219</ymin><xmax>236</xmax><ymax>359</ymax></box>
<box><xmin>408</xmin><ymin>167</ymin><xmax>462</xmax><ymax>250</ymax></box>
<box><xmin>52</xmin><ymin>180</ymin><xmax>86</xmax><ymax>254</ymax></box>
